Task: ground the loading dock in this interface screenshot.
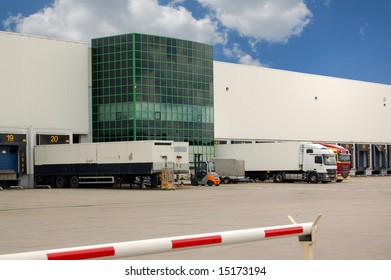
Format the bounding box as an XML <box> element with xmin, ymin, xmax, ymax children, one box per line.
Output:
<box><xmin>372</xmin><ymin>144</ymin><xmax>386</xmax><ymax>175</ymax></box>
<box><xmin>355</xmin><ymin>144</ymin><xmax>370</xmax><ymax>176</ymax></box>
<box><xmin>0</xmin><ymin>146</ymin><xmax>18</xmax><ymax>172</ymax></box>
<box><xmin>387</xmin><ymin>145</ymin><xmax>391</xmax><ymax>175</ymax></box>
<box><xmin>0</xmin><ymin>133</ymin><xmax>27</xmax><ymax>187</ymax></box>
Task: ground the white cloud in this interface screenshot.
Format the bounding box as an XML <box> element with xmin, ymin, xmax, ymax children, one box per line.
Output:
<box><xmin>223</xmin><ymin>43</ymin><xmax>263</xmax><ymax>67</ymax></box>
<box><xmin>198</xmin><ymin>0</ymin><xmax>313</xmax><ymax>43</ymax></box>
<box><xmin>238</xmin><ymin>54</ymin><xmax>263</xmax><ymax>67</ymax></box>
<box><xmin>3</xmin><ymin>0</ymin><xmax>225</xmax><ymax>45</ymax></box>
<box><xmin>4</xmin><ymin>0</ymin><xmax>313</xmax><ymax>44</ymax></box>
<box><xmin>3</xmin><ymin>0</ymin><xmax>313</xmax><ymax>66</ymax></box>
<box><xmin>2</xmin><ymin>13</ymin><xmax>23</xmax><ymax>31</ymax></box>
<box><xmin>359</xmin><ymin>22</ymin><xmax>369</xmax><ymax>41</ymax></box>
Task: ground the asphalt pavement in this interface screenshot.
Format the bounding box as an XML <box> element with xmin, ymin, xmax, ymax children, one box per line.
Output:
<box><xmin>0</xmin><ymin>176</ymin><xmax>390</xmax><ymax>260</ymax></box>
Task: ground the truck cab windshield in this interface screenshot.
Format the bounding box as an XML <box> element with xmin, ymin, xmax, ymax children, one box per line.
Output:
<box><xmin>338</xmin><ymin>154</ymin><xmax>351</xmax><ymax>163</ymax></box>
<box><xmin>323</xmin><ymin>154</ymin><xmax>337</xmax><ymax>165</ymax></box>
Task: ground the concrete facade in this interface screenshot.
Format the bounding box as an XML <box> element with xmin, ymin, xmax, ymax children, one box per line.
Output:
<box><xmin>214</xmin><ymin>61</ymin><xmax>391</xmax><ymax>143</ymax></box>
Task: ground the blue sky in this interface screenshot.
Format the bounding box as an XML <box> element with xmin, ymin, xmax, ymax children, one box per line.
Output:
<box><xmin>1</xmin><ymin>0</ymin><xmax>390</xmax><ymax>85</ymax></box>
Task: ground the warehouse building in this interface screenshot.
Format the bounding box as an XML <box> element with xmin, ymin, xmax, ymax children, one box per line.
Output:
<box><xmin>1</xmin><ymin>31</ymin><xmax>391</xmax><ymax>187</ymax></box>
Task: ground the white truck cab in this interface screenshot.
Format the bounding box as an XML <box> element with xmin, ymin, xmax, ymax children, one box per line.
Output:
<box><xmin>301</xmin><ymin>143</ymin><xmax>337</xmax><ymax>183</ymax></box>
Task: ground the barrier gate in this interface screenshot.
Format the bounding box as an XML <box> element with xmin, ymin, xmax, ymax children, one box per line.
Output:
<box><xmin>0</xmin><ymin>214</ymin><xmax>322</xmax><ymax>260</ymax></box>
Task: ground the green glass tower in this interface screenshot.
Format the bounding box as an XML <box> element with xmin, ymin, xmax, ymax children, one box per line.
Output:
<box><xmin>91</xmin><ymin>33</ymin><xmax>215</xmax><ymax>159</ymax></box>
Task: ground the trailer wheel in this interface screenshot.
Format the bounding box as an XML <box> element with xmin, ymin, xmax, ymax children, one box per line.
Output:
<box><xmin>223</xmin><ymin>177</ymin><xmax>231</xmax><ymax>184</ymax></box>
<box><xmin>273</xmin><ymin>173</ymin><xmax>285</xmax><ymax>183</ymax></box>
<box><xmin>191</xmin><ymin>178</ymin><xmax>199</xmax><ymax>186</ymax></box>
<box><xmin>70</xmin><ymin>176</ymin><xmax>79</xmax><ymax>188</ymax></box>
<box><xmin>259</xmin><ymin>175</ymin><xmax>267</xmax><ymax>182</ymax></box>
<box><xmin>55</xmin><ymin>176</ymin><xmax>66</xmax><ymax>188</ymax></box>
<box><xmin>207</xmin><ymin>180</ymin><xmax>213</xmax><ymax>186</ymax></box>
<box><xmin>308</xmin><ymin>173</ymin><xmax>319</xmax><ymax>184</ymax></box>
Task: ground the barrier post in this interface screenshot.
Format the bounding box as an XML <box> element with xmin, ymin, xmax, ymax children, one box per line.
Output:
<box><xmin>288</xmin><ymin>213</ymin><xmax>322</xmax><ymax>260</ymax></box>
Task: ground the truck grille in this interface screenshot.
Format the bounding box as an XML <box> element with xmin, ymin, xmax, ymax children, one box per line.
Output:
<box><xmin>327</xmin><ymin>169</ymin><xmax>337</xmax><ymax>178</ymax></box>
<box><xmin>340</xmin><ymin>165</ymin><xmax>350</xmax><ymax>171</ymax></box>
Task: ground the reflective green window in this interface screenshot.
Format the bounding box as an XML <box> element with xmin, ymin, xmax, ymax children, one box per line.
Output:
<box><xmin>92</xmin><ymin>33</ymin><xmax>215</xmax><ymax>158</ymax></box>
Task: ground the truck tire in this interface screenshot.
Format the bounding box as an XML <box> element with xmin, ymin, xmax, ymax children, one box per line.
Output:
<box><xmin>70</xmin><ymin>176</ymin><xmax>79</xmax><ymax>188</ymax></box>
<box><xmin>308</xmin><ymin>173</ymin><xmax>319</xmax><ymax>184</ymax></box>
<box><xmin>273</xmin><ymin>173</ymin><xmax>284</xmax><ymax>183</ymax></box>
<box><xmin>259</xmin><ymin>175</ymin><xmax>267</xmax><ymax>182</ymax></box>
<box><xmin>223</xmin><ymin>177</ymin><xmax>231</xmax><ymax>184</ymax></box>
<box><xmin>55</xmin><ymin>176</ymin><xmax>66</xmax><ymax>188</ymax></box>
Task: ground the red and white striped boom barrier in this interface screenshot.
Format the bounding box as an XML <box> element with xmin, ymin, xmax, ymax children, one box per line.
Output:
<box><xmin>0</xmin><ymin>214</ymin><xmax>321</xmax><ymax>260</ymax></box>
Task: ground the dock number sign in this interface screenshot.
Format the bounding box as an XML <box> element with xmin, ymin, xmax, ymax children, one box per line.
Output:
<box><xmin>38</xmin><ymin>134</ymin><xmax>70</xmax><ymax>145</ymax></box>
<box><xmin>0</xmin><ymin>133</ymin><xmax>27</xmax><ymax>144</ymax></box>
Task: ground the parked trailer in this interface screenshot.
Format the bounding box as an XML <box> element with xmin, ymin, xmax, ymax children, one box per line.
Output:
<box><xmin>34</xmin><ymin>140</ymin><xmax>189</xmax><ymax>188</ymax></box>
<box><xmin>210</xmin><ymin>158</ymin><xmax>246</xmax><ymax>184</ymax></box>
<box><xmin>215</xmin><ymin>142</ymin><xmax>337</xmax><ymax>183</ymax></box>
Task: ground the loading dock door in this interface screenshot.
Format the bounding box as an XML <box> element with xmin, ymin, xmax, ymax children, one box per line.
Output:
<box><xmin>0</xmin><ymin>146</ymin><xmax>18</xmax><ymax>172</ymax></box>
<box><xmin>356</xmin><ymin>144</ymin><xmax>370</xmax><ymax>173</ymax></box>
<box><xmin>373</xmin><ymin>145</ymin><xmax>383</xmax><ymax>169</ymax></box>
<box><xmin>359</xmin><ymin>151</ymin><xmax>368</xmax><ymax>168</ymax></box>
<box><xmin>0</xmin><ymin>133</ymin><xmax>27</xmax><ymax>175</ymax></box>
<box><xmin>388</xmin><ymin>145</ymin><xmax>391</xmax><ymax>172</ymax></box>
<box><xmin>372</xmin><ymin>145</ymin><xmax>386</xmax><ymax>175</ymax></box>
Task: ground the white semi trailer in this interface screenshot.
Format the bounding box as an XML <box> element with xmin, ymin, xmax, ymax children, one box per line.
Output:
<box><xmin>215</xmin><ymin>142</ymin><xmax>337</xmax><ymax>183</ymax></box>
<box><xmin>34</xmin><ymin>140</ymin><xmax>189</xmax><ymax>188</ymax></box>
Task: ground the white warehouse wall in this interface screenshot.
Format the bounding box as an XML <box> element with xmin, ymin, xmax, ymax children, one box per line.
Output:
<box><xmin>0</xmin><ymin>32</ymin><xmax>89</xmax><ymax>186</ymax></box>
<box><xmin>0</xmin><ymin>32</ymin><xmax>89</xmax><ymax>134</ymax></box>
<box><xmin>214</xmin><ymin>61</ymin><xmax>391</xmax><ymax>143</ymax></box>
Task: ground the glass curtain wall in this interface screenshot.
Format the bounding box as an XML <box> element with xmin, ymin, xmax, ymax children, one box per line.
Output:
<box><xmin>92</xmin><ymin>33</ymin><xmax>215</xmax><ymax>159</ymax></box>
